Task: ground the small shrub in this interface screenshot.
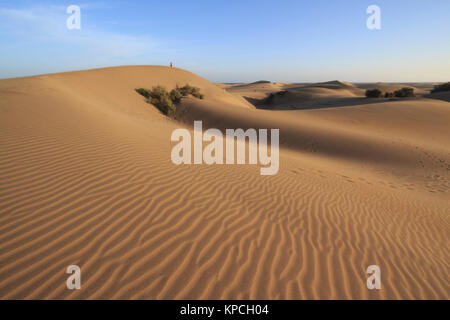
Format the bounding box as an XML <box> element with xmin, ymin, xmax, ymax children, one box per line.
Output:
<box><xmin>176</xmin><ymin>84</ymin><xmax>204</xmax><ymax>99</ymax></box>
<box><xmin>191</xmin><ymin>88</ymin><xmax>202</xmax><ymax>99</ymax></box>
<box><xmin>384</xmin><ymin>92</ymin><xmax>394</xmax><ymax>98</ymax></box>
<box><xmin>135</xmin><ymin>88</ymin><xmax>151</xmax><ymax>99</ymax></box>
<box><xmin>365</xmin><ymin>89</ymin><xmax>383</xmax><ymax>98</ymax></box>
<box><xmin>135</xmin><ymin>84</ymin><xmax>204</xmax><ymax>116</ymax></box>
<box><xmin>176</xmin><ymin>84</ymin><xmax>189</xmax><ymax>97</ymax></box>
<box><xmin>151</xmin><ymin>96</ymin><xmax>176</xmax><ymax>116</ymax></box>
<box><xmin>147</xmin><ymin>85</ymin><xmax>176</xmax><ymax>116</ymax></box>
<box><xmin>151</xmin><ymin>85</ymin><xmax>167</xmax><ymax>99</ymax></box>
<box><xmin>169</xmin><ymin>88</ymin><xmax>182</xmax><ymax>103</ymax></box>
<box><xmin>431</xmin><ymin>82</ymin><xmax>450</xmax><ymax>93</ymax></box>
<box><xmin>394</xmin><ymin>87</ymin><xmax>415</xmax><ymax>98</ymax></box>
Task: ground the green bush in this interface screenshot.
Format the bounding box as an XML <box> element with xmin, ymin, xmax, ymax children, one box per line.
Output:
<box><xmin>135</xmin><ymin>84</ymin><xmax>204</xmax><ymax>116</ymax></box>
<box><xmin>431</xmin><ymin>82</ymin><xmax>450</xmax><ymax>93</ymax></box>
<box><xmin>135</xmin><ymin>88</ymin><xmax>151</xmax><ymax>99</ymax></box>
<box><xmin>176</xmin><ymin>84</ymin><xmax>204</xmax><ymax>99</ymax></box>
<box><xmin>191</xmin><ymin>87</ymin><xmax>202</xmax><ymax>99</ymax></box>
<box><xmin>394</xmin><ymin>87</ymin><xmax>415</xmax><ymax>98</ymax></box>
<box><xmin>169</xmin><ymin>88</ymin><xmax>182</xmax><ymax>103</ymax></box>
<box><xmin>365</xmin><ymin>89</ymin><xmax>383</xmax><ymax>98</ymax></box>
<box><xmin>176</xmin><ymin>84</ymin><xmax>192</xmax><ymax>96</ymax></box>
<box><xmin>151</xmin><ymin>85</ymin><xmax>167</xmax><ymax>99</ymax></box>
<box><xmin>147</xmin><ymin>86</ymin><xmax>176</xmax><ymax>116</ymax></box>
<box><xmin>384</xmin><ymin>92</ymin><xmax>394</xmax><ymax>98</ymax></box>
<box><xmin>150</xmin><ymin>97</ymin><xmax>176</xmax><ymax>115</ymax></box>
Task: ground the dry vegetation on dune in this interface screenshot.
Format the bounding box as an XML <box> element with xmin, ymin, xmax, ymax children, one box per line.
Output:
<box><xmin>136</xmin><ymin>84</ymin><xmax>204</xmax><ymax>116</ymax></box>
<box><xmin>0</xmin><ymin>66</ymin><xmax>449</xmax><ymax>299</ymax></box>
<box><xmin>365</xmin><ymin>87</ymin><xmax>415</xmax><ymax>99</ymax></box>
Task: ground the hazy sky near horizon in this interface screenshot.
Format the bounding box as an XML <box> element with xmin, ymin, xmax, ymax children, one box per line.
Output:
<box><xmin>0</xmin><ymin>0</ymin><xmax>449</xmax><ymax>82</ymax></box>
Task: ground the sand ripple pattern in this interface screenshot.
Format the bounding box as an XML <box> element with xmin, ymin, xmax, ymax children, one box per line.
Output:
<box><xmin>1</xmin><ymin>117</ymin><xmax>448</xmax><ymax>299</ymax></box>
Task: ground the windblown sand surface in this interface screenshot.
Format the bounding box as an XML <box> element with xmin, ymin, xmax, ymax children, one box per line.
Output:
<box><xmin>0</xmin><ymin>66</ymin><xmax>449</xmax><ymax>299</ymax></box>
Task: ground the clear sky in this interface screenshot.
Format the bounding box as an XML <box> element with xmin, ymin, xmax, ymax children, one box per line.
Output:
<box><xmin>1</xmin><ymin>0</ymin><xmax>449</xmax><ymax>82</ymax></box>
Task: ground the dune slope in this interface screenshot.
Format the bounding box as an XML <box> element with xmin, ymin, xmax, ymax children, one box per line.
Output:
<box><xmin>0</xmin><ymin>66</ymin><xmax>449</xmax><ymax>299</ymax></box>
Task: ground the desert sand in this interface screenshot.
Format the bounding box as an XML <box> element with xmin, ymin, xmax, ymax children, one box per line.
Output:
<box><xmin>0</xmin><ymin>66</ymin><xmax>448</xmax><ymax>299</ymax></box>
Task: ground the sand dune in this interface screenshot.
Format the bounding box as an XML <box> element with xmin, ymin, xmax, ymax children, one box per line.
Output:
<box><xmin>0</xmin><ymin>66</ymin><xmax>449</xmax><ymax>299</ymax></box>
<box><xmin>225</xmin><ymin>80</ymin><xmax>367</xmax><ymax>109</ymax></box>
<box><xmin>224</xmin><ymin>80</ymin><xmax>443</xmax><ymax>110</ymax></box>
<box><xmin>223</xmin><ymin>81</ymin><xmax>283</xmax><ymax>101</ymax></box>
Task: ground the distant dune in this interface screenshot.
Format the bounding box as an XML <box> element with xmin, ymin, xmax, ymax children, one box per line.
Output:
<box><xmin>224</xmin><ymin>80</ymin><xmax>444</xmax><ymax>110</ymax></box>
<box><xmin>355</xmin><ymin>82</ymin><xmax>430</xmax><ymax>95</ymax></box>
<box><xmin>0</xmin><ymin>66</ymin><xmax>449</xmax><ymax>299</ymax></box>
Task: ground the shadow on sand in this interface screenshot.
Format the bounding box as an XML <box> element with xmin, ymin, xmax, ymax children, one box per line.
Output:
<box><xmin>245</xmin><ymin>96</ymin><xmax>421</xmax><ymax>110</ymax></box>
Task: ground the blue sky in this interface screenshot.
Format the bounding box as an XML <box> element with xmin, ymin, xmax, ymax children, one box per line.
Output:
<box><xmin>0</xmin><ymin>0</ymin><xmax>449</xmax><ymax>82</ymax></box>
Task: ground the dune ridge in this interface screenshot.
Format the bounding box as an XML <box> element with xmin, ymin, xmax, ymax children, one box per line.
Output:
<box><xmin>0</xmin><ymin>66</ymin><xmax>449</xmax><ymax>299</ymax></box>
